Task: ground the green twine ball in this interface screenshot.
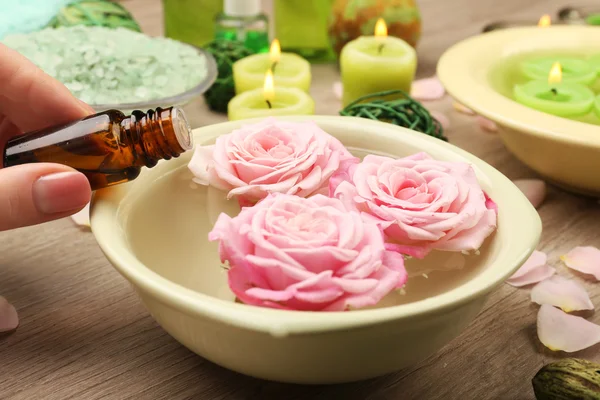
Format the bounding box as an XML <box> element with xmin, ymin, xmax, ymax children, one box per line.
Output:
<box><xmin>204</xmin><ymin>39</ymin><xmax>255</xmax><ymax>113</ymax></box>
<box><xmin>47</xmin><ymin>0</ymin><xmax>141</xmax><ymax>32</ymax></box>
<box><xmin>340</xmin><ymin>90</ymin><xmax>448</xmax><ymax>141</ymax></box>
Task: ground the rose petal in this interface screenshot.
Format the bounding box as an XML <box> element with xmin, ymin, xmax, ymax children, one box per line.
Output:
<box><xmin>410</xmin><ymin>76</ymin><xmax>445</xmax><ymax>101</ymax></box>
<box><xmin>513</xmin><ymin>179</ymin><xmax>546</xmax><ymax>209</ymax></box>
<box><xmin>333</xmin><ymin>81</ymin><xmax>343</xmax><ymax>100</ymax></box>
<box><xmin>531</xmin><ymin>276</ymin><xmax>594</xmax><ymax>312</ymax></box>
<box><xmin>70</xmin><ymin>203</ymin><xmax>90</xmax><ymax>228</ymax></box>
<box><xmin>506</xmin><ymin>250</ymin><xmax>555</xmax><ymax>287</ymax></box>
<box><xmin>476</xmin><ymin>116</ymin><xmax>498</xmax><ymax>132</ymax></box>
<box><xmin>0</xmin><ymin>296</ymin><xmax>19</xmax><ymax>333</ymax></box>
<box><xmin>561</xmin><ymin>246</ymin><xmax>600</xmax><ymax>280</ymax></box>
<box><xmin>429</xmin><ymin>110</ymin><xmax>450</xmax><ymax>130</ymax></box>
<box><xmin>453</xmin><ymin>102</ymin><xmax>475</xmax><ymax>115</ymax></box>
<box><xmin>537</xmin><ymin>304</ymin><xmax>600</xmax><ymax>352</ymax></box>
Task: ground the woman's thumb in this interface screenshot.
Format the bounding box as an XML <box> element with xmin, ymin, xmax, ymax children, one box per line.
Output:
<box><xmin>0</xmin><ymin>163</ymin><xmax>91</xmax><ymax>231</ymax></box>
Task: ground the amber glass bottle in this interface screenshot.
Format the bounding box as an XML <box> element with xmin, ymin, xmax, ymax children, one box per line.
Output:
<box><xmin>3</xmin><ymin>107</ymin><xmax>193</xmax><ymax>191</ymax></box>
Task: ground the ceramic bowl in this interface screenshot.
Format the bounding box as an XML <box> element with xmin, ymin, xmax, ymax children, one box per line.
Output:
<box><xmin>90</xmin><ymin>116</ymin><xmax>541</xmax><ymax>384</ymax></box>
<box><xmin>438</xmin><ymin>26</ymin><xmax>600</xmax><ymax>196</ymax></box>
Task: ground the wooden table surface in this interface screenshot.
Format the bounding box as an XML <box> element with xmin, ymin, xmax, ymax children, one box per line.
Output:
<box><xmin>2</xmin><ymin>1</ymin><xmax>600</xmax><ymax>399</ymax></box>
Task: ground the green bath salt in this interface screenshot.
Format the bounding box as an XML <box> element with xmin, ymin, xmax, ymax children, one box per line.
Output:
<box><xmin>2</xmin><ymin>26</ymin><xmax>208</xmax><ymax>105</ymax></box>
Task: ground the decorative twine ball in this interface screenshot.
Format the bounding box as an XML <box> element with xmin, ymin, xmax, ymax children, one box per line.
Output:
<box><xmin>47</xmin><ymin>0</ymin><xmax>141</xmax><ymax>31</ymax></box>
<box><xmin>328</xmin><ymin>0</ymin><xmax>422</xmax><ymax>57</ymax></box>
<box><xmin>339</xmin><ymin>90</ymin><xmax>448</xmax><ymax>141</ymax></box>
<box><xmin>204</xmin><ymin>39</ymin><xmax>255</xmax><ymax>113</ymax></box>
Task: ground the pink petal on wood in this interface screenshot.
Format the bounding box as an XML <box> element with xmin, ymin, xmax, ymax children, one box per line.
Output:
<box><xmin>410</xmin><ymin>76</ymin><xmax>445</xmax><ymax>101</ymax></box>
<box><xmin>70</xmin><ymin>203</ymin><xmax>90</xmax><ymax>228</ymax></box>
<box><xmin>332</xmin><ymin>81</ymin><xmax>343</xmax><ymax>100</ymax></box>
<box><xmin>429</xmin><ymin>110</ymin><xmax>450</xmax><ymax>130</ymax></box>
<box><xmin>476</xmin><ymin>115</ymin><xmax>498</xmax><ymax>132</ymax></box>
<box><xmin>531</xmin><ymin>275</ymin><xmax>593</xmax><ymax>312</ymax></box>
<box><xmin>453</xmin><ymin>102</ymin><xmax>475</xmax><ymax>115</ymax></box>
<box><xmin>561</xmin><ymin>246</ymin><xmax>600</xmax><ymax>280</ymax></box>
<box><xmin>506</xmin><ymin>250</ymin><xmax>555</xmax><ymax>287</ymax></box>
<box><xmin>0</xmin><ymin>296</ymin><xmax>18</xmax><ymax>333</ymax></box>
<box><xmin>513</xmin><ymin>179</ymin><xmax>546</xmax><ymax>209</ymax></box>
<box><xmin>537</xmin><ymin>304</ymin><xmax>600</xmax><ymax>352</ymax></box>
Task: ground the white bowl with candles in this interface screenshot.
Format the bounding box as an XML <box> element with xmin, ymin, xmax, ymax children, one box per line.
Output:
<box><xmin>90</xmin><ymin>116</ymin><xmax>540</xmax><ymax>384</ymax></box>
<box><xmin>438</xmin><ymin>24</ymin><xmax>600</xmax><ymax>196</ymax></box>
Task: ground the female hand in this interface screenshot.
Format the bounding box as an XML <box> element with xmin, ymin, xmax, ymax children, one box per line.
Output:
<box><xmin>0</xmin><ymin>44</ymin><xmax>93</xmax><ymax>231</ymax></box>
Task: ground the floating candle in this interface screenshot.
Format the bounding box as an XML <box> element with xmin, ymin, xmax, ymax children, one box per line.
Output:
<box><xmin>340</xmin><ymin>18</ymin><xmax>417</xmax><ymax>107</ymax></box>
<box><xmin>521</xmin><ymin>56</ymin><xmax>596</xmax><ymax>85</ymax></box>
<box><xmin>228</xmin><ymin>69</ymin><xmax>314</xmax><ymax>120</ymax></box>
<box><xmin>514</xmin><ymin>62</ymin><xmax>595</xmax><ymax>117</ymax></box>
<box><xmin>232</xmin><ymin>38</ymin><xmax>311</xmax><ymax>94</ymax></box>
<box><xmin>590</xmin><ymin>54</ymin><xmax>600</xmax><ymax>76</ymax></box>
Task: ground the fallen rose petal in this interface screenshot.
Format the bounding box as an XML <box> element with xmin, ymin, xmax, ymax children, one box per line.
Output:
<box><xmin>410</xmin><ymin>76</ymin><xmax>445</xmax><ymax>101</ymax></box>
<box><xmin>537</xmin><ymin>304</ymin><xmax>600</xmax><ymax>352</ymax></box>
<box><xmin>70</xmin><ymin>203</ymin><xmax>90</xmax><ymax>228</ymax></box>
<box><xmin>333</xmin><ymin>81</ymin><xmax>343</xmax><ymax>100</ymax></box>
<box><xmin>513</xmin><ymin>179</ymin><xmax>546</xmax><ymax>209</ymax></box>
<box><xmin>476</xmin><ymin>115</ymin><xmax>498</xmax><ymax>132</ymax></box>
<box><xmin>561</xmin><ymin>246</ymin><xmax>600</xmax><ymax>280</ymax></box>
<box><xmin>531</xmin><ymin>276</ymin><xmax>593</xmax><ymax>312</ymax></box>
<box><xmin>506</xmin><ymin>250</ymin><xmax>555</xmax><ymax>287</ymax></box>
<box><xmin>429</xmin><ymin>110</ymin><xmax>450</xmax><ymax>130</ymax></box>
<box><xmin>453</xmin><ymin>102</ymin><xmax>475</xmax><ymax>115</ymax></box>
<box><xmin>0</xmin><ymin>296</ymin><xmax>18</xmax><ymax>333</ymax></box>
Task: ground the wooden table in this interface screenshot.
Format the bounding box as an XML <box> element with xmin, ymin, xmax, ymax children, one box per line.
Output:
<box><xmin>2</xmin><ymin>1</ymin><xmax>599</xmax><ymax>398</ymax></box>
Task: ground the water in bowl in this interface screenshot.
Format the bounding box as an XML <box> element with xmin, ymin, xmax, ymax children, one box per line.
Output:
<box><xmin>126</xmin><ymin>165</ymin><xmax>492</xmax><ymax>308</ymax></box>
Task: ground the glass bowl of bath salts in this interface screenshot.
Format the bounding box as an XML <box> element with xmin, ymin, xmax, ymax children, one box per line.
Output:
<box><xmin>1</xmin><ymin>26</ymin><xmax>218</xmax><ymax>114</ymax></box>
<box><xmin>89</xmin><ymin>46</ymin><xmax>218</xmax><ymax>114</ymax></box>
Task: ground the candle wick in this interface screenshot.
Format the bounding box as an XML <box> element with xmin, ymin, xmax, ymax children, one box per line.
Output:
<box><xmin>271</xmin><ymin>62</ymin><xmax>278</xmax><ymax>74</ymax></box>
<box><xmin>266</xmin><ymin>100</ymin><xmax>272</xmax><ymax>109</ymax></box>
<box><xmin>378</xmin><ymin>44</ymin><xmax>385</xmax><ymax>54</ymax></box>
<box><xmin>551</xmin><ymin>88</ymin><xmax>558</xmax><ymax>96</ymax></box>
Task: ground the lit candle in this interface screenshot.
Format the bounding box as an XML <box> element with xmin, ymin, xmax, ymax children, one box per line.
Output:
<box><xmin>340</xmin><ymin>18</ymin><xmax>417</xmax><ymax>107</ymax></box>
<box><xmin>514</xmin><ymin>62</ymin><xmax>595</xmax><ymax>117</ymax></box>
<box><xmin>233</xmin><ymin>38</ymin><xmax>311</xmax><ymax>94</ymax></box>
<box><xmin>228</xmin><ymin>69</ymin><xmax>315</xmax><ymax>121</ymax></box>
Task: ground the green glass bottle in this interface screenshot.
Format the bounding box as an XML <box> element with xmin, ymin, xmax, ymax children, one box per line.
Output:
<box><xmin>274</xmin><ymin>0</ymin><xmax>336</xmax><ymax>63</ymax></box>
<box><xmin>215</xmin><ymin>0</ymin><xmax>269</xmax><ymax>54</ymax></box>
<box><xmin>162</xmin><ymin>0</ymin><xmax>223</xmax><ymax>47</ymax></box>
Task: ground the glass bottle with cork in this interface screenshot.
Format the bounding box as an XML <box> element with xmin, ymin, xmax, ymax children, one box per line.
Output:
<box><xmin>215</xmin><ymin>0</ymin><xmax>269</xmax><ymax>53</ymax></box>
<box><xmin>3</xmin><ymin>107</ymin><xmax>193</xmax><ymax>191</ymax></box>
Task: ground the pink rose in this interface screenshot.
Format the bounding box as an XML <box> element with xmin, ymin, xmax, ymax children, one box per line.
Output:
<box><xmin>331</xmin><ymin>152</ymin><xmax>497</xmax><ymax>258</ymax></box>
<box><xmin>189</xmin><ymin>118</ymin><xmax>358</xmax><ymax>206</ymax></box>
<box><xmin>209</xmin><ymin>193</ymin><xmax>407</xmax><ymax>311</ymax></box>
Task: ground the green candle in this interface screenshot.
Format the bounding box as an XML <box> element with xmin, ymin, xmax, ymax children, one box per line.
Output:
<box><xmin>586</xmin><ymin>13</ymin><xmax>600</xmax><ymax>25</ymax></box>
<box><xmin>514</xmin><ymin>80</ymin><xmax>595</xmax><ymax>117</ymax></box>
<box><xmin>521</xmin><ymin>57</ymin><xmax>596</xmax><ymax>85</ymax></box>
<box><xmin>590</xmin><ymin>54</ymin><xmax>600</xmax><ymax>76</ymax></box>
<box><xmin>228</xmin><ymin>71</ymin><xmax>315</xmax><ymax>120</ymax></box>
<box><xmin>595</xmin><ymin>95</ymin><xmax>600</xmax><ymax>119</ymax></box>
<box><xmin>340</xmin><ymin>19</ymin><xmax>416</xmax><ymax>107</ymax></box>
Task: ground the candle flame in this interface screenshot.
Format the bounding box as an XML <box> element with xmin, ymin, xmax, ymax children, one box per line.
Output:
<box><xmin>374</xmin><ymin>18</ymin><xmax>388</xmax><ymax>37</ymax></box>
<box><xmin>538</xmin><ymin>14</ymin><xmax>551</xmax><ymax>27</ymax></box>
<box><xmin>264</xmin><ymin>69</ymin><xmax>275</xmax><ymax>102</ymax></box>
<box><xmin>548</xmin><ymin>62</ymin><xmax>562</xmax><ymax>84</ymax></box>
<box><xmin>269</xmin><ymin>39</ymin><xmax>281</xmax><ymax>63</ymax></box>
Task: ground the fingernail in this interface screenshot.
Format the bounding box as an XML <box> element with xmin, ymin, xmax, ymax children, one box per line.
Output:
<box><xmin>33</xmin><ymin>171</ymin><xmax>91</xmax><ymax>214</ymax></box>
